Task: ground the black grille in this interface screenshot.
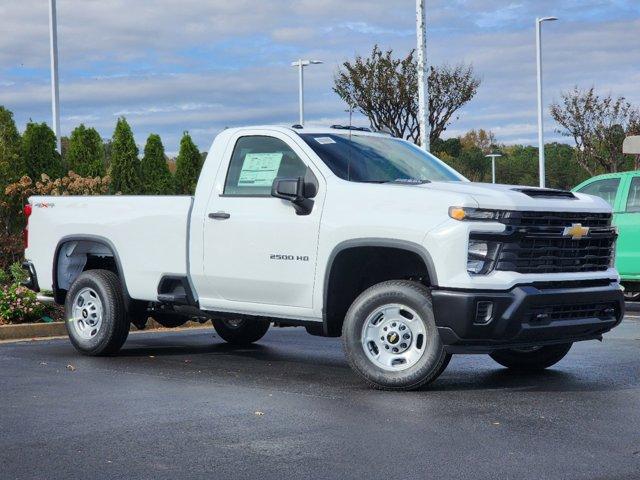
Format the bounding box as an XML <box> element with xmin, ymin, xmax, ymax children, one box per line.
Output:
<box><xmin>526</xmin><ymin>302</ymin><xmax>618</xmax><ymax>325</ymax></box>
<box><xmin>474</xmin><ymin>211</ymin><xmax>616</xmax><ymax>274</ymax></box>
<box><xmin>499</xmin><ymin>211</ymin><xmax>611</xmax><ymax>228</ymax></box>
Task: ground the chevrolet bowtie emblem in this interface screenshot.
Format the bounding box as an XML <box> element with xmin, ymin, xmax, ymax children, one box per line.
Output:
<box><xmin>563</xmin><ymin>223</ymin><xmax>590</xmax><ymax>240</ymax></box>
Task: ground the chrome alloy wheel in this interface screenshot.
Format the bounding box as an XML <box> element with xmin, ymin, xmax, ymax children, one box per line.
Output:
<box><xmin>70</xmin><ymin>287</ymin><xmax>103</xmax><ymax>340</ymax></box>
<box><xmin>361</xmin><ymin>303</ymin><xmax>427</xmax><ymax>371</ymax></box>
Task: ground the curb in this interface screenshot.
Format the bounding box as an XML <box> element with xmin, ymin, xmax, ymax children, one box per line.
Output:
<box><xmin>0</xmin><ymin>318</ymin><xmax>211</xmax><ymax>342</ymax></box>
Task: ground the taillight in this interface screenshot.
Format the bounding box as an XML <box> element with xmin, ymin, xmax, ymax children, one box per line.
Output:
<box><xmin>23</xmin><ymin>204</ymin><xmax>32</xmax><ymax>249</ymax></box>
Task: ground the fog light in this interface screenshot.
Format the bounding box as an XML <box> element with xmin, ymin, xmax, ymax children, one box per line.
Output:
<box><xmin>474</xmin><ymin>301</ymin><xmax>494</xmax><ymax>325</ymax></box>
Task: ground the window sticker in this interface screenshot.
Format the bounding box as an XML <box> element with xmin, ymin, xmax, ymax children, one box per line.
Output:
<box><xmin>238</xmin><ymin>152</ymin><xmax>283</xmax><ymax>187</ymax></box>
<box><xmin>314</xmin><ymin>137</ymin><xmax>336</xmax><ymax>145</ymax></box>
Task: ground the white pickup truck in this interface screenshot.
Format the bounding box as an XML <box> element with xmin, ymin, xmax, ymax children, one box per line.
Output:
<box><xmin>22</xmin><ymin>125</ymin><xmax>624</xmax><ymax>390</ymax></box>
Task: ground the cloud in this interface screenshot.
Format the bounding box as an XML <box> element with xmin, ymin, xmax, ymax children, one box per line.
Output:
<box><xmin>0</xmin><ymin>0</ymin><xmax>638</xmax><ymax>154</ymax></box>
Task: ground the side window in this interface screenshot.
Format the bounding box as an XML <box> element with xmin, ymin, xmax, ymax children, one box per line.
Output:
<box><xmin>224</xmin><ymin>136</ymin><xmax>308</xmax><ymax>196</ymax></box>
<box><xmin>626</xmin><ymin>177</ymin><xmax>640</xmax><ymax>213</ymax></box>
<box><xmin>577</xmin><ymin>178</ymin><xmax>620</xmax><ymax>206</ymax></box>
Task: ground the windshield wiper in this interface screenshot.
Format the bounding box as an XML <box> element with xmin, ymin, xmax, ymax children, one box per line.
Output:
<box><xmin>356</xmin><ymin>179</ymin><xmax>431</xmax><ymax>184</ymax></box>
<box><xmin>385</xmin><ymin>179</ymin><xmax>431</xmax><ymax>185</ymax></box>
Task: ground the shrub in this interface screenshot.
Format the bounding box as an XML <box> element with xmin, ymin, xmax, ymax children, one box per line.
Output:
<box><xmin>0</xmin><ymin>283</ymin><xmax>48</xmax><ymax>324</ymax></box>
<box><xmin>0</xmin><ymin>230</ymin><xmax>23</xmax><ymax>271</ymax></box>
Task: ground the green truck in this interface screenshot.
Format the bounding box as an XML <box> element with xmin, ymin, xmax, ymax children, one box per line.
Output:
<box><xmin>574</xmin><ymin>171</ymin><xmax>640</xmax><ymax>299</ymax></box>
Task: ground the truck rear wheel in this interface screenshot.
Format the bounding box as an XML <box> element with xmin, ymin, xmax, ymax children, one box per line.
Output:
<box><xmin>342</xmin><ymin>280</ymin><xmax>451</xmax><ymax>391</ymax></box>
<box><xmin>489</xmin><ymin>343</ymin><xmax>573</xmax><ymax>371</ymax></box>
<box><xmin>64</xmin><ymin>269</ymin><xmax>129</xmax><ymax>355</ymax></box>
<box><xmin>212</xmin><ymin>318</ymin><xmax>270</xmax><ymax>345</ymax></box>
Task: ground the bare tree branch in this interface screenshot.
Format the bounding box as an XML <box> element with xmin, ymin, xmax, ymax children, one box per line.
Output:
<box><xmin>333</xmin><ymin>46</ymin><xmax>480</xmax><ymax>145</ymax></box>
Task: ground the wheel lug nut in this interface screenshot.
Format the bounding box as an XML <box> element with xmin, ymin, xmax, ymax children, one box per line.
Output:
<box><xmin>392</xmin><ymin>347</ymin><xmax>398</xmax><ymax>353</ymax></box>
<box><xmin>392</xmin><ymin>322</ymin><xmax>397</xmax><ymax>327</ymax></box>
<box><xmin>385</xmin><ymin>345</ymin><xmax>390</xmax><ymax>350</ymax></box>
<box><xmin>380</xmin><ymin>336</ymin><xmax>384</xmax><ymax>341</ymax></box>
<box><xmin>403</xmin><ymin>333</ymin><xmax>410</xmax><ymax>339</ymax></box>
<box><xmin>400</xmin><ymin>343</ymin><xmax>407</xmax><ymax>348</ymax></box>
<box><xmin>383</xmin><ymin>327</ymin><xmax>387</xmax><ymax>331</ymax></box>
<box><xmin>400</xmin><ymin>325</ymin><xmax>406</xmax><ymax>331</ymax></box>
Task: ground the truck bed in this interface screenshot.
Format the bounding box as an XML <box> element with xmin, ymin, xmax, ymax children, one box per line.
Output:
<box><xmin>26</xmin><ymin>195</ymin><xmax>194</xmax><ymax>301</ymax></box>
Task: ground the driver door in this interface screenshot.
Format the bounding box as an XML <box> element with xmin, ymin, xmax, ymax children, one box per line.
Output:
<box><xmin>201</xmin><ymin>131</ymin><xmax>324</xmax><ymax>311</ymax></box>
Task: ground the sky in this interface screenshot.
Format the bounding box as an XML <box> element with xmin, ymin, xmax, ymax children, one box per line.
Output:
<box><xmin>1</xmin><ymin>0</ymin><xmax>639</xmax><ymax>155</ymax></box>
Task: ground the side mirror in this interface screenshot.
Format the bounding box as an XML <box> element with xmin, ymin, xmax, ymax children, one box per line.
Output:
<box><xmin>271</xmin><ymin>177</ymin><xmax>314</xmax><ymax>215</ymax></box>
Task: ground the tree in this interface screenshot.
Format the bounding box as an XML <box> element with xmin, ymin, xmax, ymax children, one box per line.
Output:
<box><xmin>141</xmin><ymin>134</ymin><xmax>173</xmax><ymax>195</ymax></box>
<box><xmin>109</xmin><ymin>117</ymin><xmax>141</xmax><ymax>194</ymax></box>
<box><xmin>174</xmin><ymin>132</ymin><xmax>202</xmax><ymax>195</ymax></box>
<box><xmin>334</xmin><ymin>46</ymin><xmax>480</xmax><ymax>145</ymax></box>
<box><xmin>65</xmin><ymin>124</ymin><xmax>106</xmax><ymax>177</ymax></box>
<box><xmin>432</xmin><ymin>137</ymin><xmax>462</xmax><ymax>159</ymax></box>
<box><xmin>460</xmin><ymin>129</ymin><xmax>497</xmax><ymax>154</ymax></box>
<box><xmin>0</xmin><ymin>107</ymin><xmax>24</xmax><ymax>193</ymax></box>
<box><xmin>550</xmin><ymin>87</ymin><xmax>640</xmax><ymax>174</ymax></box>
<box><xmin>21</xmin><ymin>121</ymin><xmax>64</xmax><ymax>179</ymax></box>
<box><xmin>0</xmin><ymin>107</ymin><xmax>25</xmax><ymax>240</ymax></box>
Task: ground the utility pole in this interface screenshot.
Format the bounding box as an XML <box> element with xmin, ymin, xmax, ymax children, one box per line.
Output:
<box><xmin>291</xmin><ymin>59</ymin><xmax>322</xmax><ymax>126</ymax></box>
<box><xmin>535</xmin><ymin>16</ymin><xmax>557</xmax><ymax>188</ymax></box>
<box><xmin>416</xmin><ymin>0</ymin><xmax>430</xmax><ymax>152</ymax></box>
<box><xmin>49</xmin><ymin>0</ymin><xmax>61</xmax><ymax>153</ymax></box>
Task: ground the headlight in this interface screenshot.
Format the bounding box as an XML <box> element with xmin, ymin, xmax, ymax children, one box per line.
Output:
<box><xmin>467</xmin><ymin>240</ymin><xmax>499</xmax><ymax>275</ymax></box>
<box><xmin>449</xmin><ymin>207</ymin><xmax>502</xmax><ymax>221</ymax></box>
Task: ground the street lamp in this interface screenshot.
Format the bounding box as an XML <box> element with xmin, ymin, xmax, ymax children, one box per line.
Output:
<box><xmin>49</xmin><ymin>0</ymin><xmax>61</xmax><ymax>153</ymax></box>
<box><xmin>485</xmin><ymin>153</ymin><xmax>502</xmax><ymax>184</ymax></box>
<box><xmin>416</xmin><ymin>0</ymin><xmax>429</xmax><ymax>152</ymax></box>
<box><xmin>291</xmin><ymin>59</ymin><xmax>323</xmax><ymax>126</ymax></box>
<box><xmin>536</xmin><ymin>16</ymin><xmax>557</xmax><ymax>188</ymax></box>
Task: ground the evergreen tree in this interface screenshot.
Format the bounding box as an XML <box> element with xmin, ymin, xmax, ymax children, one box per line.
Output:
<box><xmin>65</xmin><ymin>124</ymin><xmax>106</xmax><ymax>177</ymax></box>
<box><xmin>174</xmin><ymin>132</ymin><xmax>202</xmax><ymax>195</ymax></box>
<box><xmin>141</xmin><ymin>134</ymin><xmax>173</xmax><ymax>194</ymax></box>
<box><xmin>0</xmin><ymin>107</ymin><xmax>24</xmax><ymax>188</ymax></box>
<box><xmin>21</xmin><ymin>121</ymin><xmax>64</xmax><ymax>179</ymax></box>
<box><xmin>109</xmin><ymin>117</ymin><xmax>141</xmax><ymax>194</ymax></box>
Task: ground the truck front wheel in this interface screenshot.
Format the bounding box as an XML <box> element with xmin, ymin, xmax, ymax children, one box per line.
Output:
<box><xmin>342</xmin><ymin>280</ymin><xmax>451</xmax><ymax>391</ymax></box>
<box><xmin>212</xmin><ymin>318</ymin><xmax>270</xmax><ymax>345</ymax></box>
<box><xmin>64</xmin><ymin>269</ymin><xmax>129</xmax><ymax>355</ymax></box>
<box><xmin>489</xmin><ymin>343</ymin><xmax>573</xmax><ymax>371</ymax></box>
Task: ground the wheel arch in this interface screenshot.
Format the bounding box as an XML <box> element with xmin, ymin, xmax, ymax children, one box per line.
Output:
<box><xmin>52</xmin><ymin>235</ymin><xmax>130</xmax><ymax>305</ymax></box>
<box><xmin>322</xmin><ymin>238</ymin><xmax>437</xmax><ymax>337</ymax></box>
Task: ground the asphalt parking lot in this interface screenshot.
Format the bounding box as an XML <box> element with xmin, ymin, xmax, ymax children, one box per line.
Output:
<box><xmin>1</xmin><ymin>313</ymin><xmax>639</xmax><ymax>480</ymax></box>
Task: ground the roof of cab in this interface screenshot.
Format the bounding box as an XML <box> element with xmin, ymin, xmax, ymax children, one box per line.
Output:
<box><xmin>222</xmin><ymin>124</ymin><xmax>392</xmax><ymax>138</ymax></box>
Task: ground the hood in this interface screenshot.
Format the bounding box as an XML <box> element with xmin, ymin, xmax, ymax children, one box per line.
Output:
<box><xmin>422</xmin><ymin>181</ymin><xmax>612</xmax><ymax>213</ymax></box>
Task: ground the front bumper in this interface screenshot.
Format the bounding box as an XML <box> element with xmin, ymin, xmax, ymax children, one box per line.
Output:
<box><xmin>432</xmin><ymin>281</ymin><xmax>624</xmax><ymax>353</ymax></box>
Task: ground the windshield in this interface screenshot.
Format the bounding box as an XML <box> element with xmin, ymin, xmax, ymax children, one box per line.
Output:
<box><xmin>300</xmin><ymin>133</ymin><xmax>464</xmax><ymax>183</ymax></box>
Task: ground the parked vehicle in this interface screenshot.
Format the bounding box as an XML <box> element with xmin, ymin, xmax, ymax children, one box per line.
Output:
<box><xmin>22</xmin><ymin>125</ymin><xmax>624</xmax><ymax>390</ymax></box>
<box><xmin>573</xmin><ymin>171</ymin><xmax>640</xmax><ymax>300</ymax></box>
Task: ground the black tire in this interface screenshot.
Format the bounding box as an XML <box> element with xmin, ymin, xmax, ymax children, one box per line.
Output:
<box><xmin>64</xmin><ymin>269</ymin><xmax>129</xmax><ymax>355</ymax></box>
<box><xmin>342</xmin><ymin>280</ymin><xmax>451</xmax><ymax>391</ymax></box>
<box><xmin>489</xmin><ymin>343</ymin><xmax>573</xmax><ymax>371</ymax></box>
<box><xmin>212</xmin><ymin>318</ymin><xmax>270</xmax><ymax>345</ymax></box>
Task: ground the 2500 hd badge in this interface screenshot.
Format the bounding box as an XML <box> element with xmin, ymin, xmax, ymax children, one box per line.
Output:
<box><xmin>270</xmin><ymin>254</ymin><xmax>310</xmax><ymax>261</ymax></box>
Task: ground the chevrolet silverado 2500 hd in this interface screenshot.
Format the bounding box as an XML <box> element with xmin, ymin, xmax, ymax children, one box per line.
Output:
<box><xmin>22</xmin><ymin>125</ymin><xmax>625</xmax><ymax>390</ymax></box>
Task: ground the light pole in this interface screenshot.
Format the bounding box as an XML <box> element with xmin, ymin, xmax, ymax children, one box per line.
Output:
<box><xmin>536</xmin><ymin>16</ymin><xmax>557</xmax><ymax>188</ymax></box>
<box><xmin>49</xmin><ymin>0</ymin><xmax>61</xmax><ymax>153</ymax></box>
<box><xmin>416</xmin><ymin>0</ymin><xmax>429</xmax><ymax>151</ymax></box>
<box><xmin>486</xmin><ymin>153</ymin><xmax>502</xmax><ymax>184</ymax></box>
<box><xmin>291</xmin><ymin>59</ymin><xmax>323</xmax><ymax>126</ymax></box>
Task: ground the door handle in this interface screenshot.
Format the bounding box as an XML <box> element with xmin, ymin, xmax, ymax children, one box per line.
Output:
<box><xmin>209</xmin><ymin>211</ymin><xmax>231</xmax><ymax>220</ymax></box>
